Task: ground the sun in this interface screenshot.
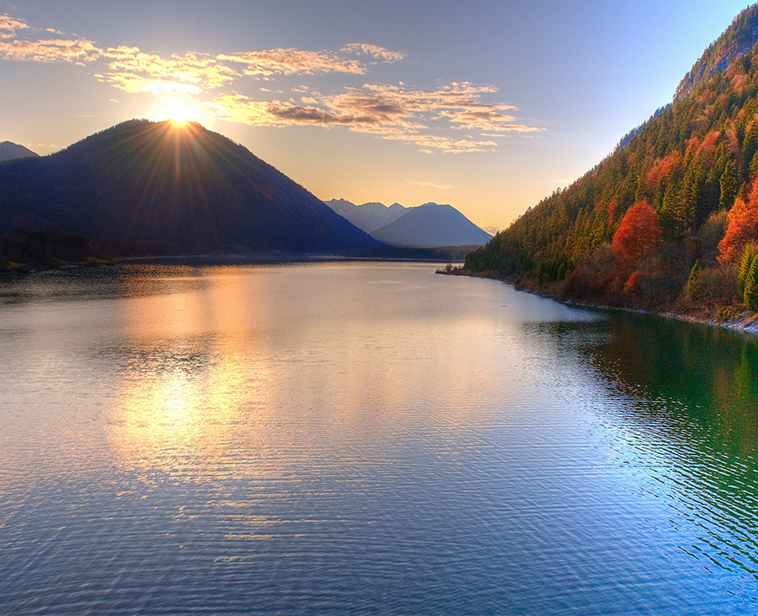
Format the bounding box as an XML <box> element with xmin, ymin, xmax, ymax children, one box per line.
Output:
<box><xmin>147</xmin><ymin>96</ymin><xmax>209</xmax><ymax>126</ymax></box>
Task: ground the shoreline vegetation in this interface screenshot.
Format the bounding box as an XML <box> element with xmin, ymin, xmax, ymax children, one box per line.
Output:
<box><xmin>440</xmin><ymin>265</ymin><xmax>758</xmax><ymax>336</ymax></box>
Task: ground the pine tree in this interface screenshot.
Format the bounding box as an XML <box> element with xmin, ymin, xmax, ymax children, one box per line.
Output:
<box><xmin>719</xmin><ymin>160</ymin><xmax>740</xmax><ymax>210</ymax></box>
<box><xmin>738</xmin><ymin>243</ymin><xmax>755</xmax><ymax>292</ymax></box>
<box><xmin>744</xmin><ymin>255</ymin><xmax>758</xmax><ymax>309</ymax></box>
<box><xmin>685</xmin><ymin>259</ymin><xmax>703</xmax><ymax>300</ymax></box>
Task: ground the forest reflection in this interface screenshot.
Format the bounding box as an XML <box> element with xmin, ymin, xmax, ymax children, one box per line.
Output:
<box><xmin>583</xmin><ymin>314</ymin><xmax>758</xmax><ymax>460</ymax></box>
<box><xmin>556</xmin><ymin>312</ymin><xmax>758</xmax><ymax>577</ymax></box>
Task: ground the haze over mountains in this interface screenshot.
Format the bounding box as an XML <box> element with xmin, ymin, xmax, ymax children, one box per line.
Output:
<box><xmin>325</xmin><ymin>198</ymin><xmax>491</xmax><ymax>247</ymax></box>
<box><xmin>0</xmin><ymin>142</ymin><xmax>38</xmax><ymax>163</ymax></box>
<box><xmin>0</xmin><ymin>120</ymin><xmax>380</xmax><ymax>256</ymax></box>
<box><xmin>466</xmin><ymin>4</ymin><xmax>758</xmax><ymax>317</ymax></box>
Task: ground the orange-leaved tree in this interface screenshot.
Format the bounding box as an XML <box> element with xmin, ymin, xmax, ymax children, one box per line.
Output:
<box><xmin>612</xmin><ymin>202</ymin><xmax>662</xmax><ymax>266</ymax></box>
<box><xmin>718</xmin><ymin>176</ymin><xmax>758</xmax><ymax>264</ymax></box>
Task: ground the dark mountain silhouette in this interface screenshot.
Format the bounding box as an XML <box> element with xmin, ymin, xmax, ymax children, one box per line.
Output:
<box><xmin>0</xmin><ymin>120</ymin><xmax>381</xmax><ymax>255</ymax></box>
<box><xmin>0</xmin><ymin>141</ymin><xmax>39</xmax><ymax>163</ymax></box>
<box><xmin>371</xmin><ymin>203</ymin><xmax>492</xmax><ymax>247</ymax></box>
<box><xmin>324</xmin><ymin>198</ymin><xmax>408</xmax><ymax>233</ymax></box>
<box><xmin>464</xmin><ymin>3</ymin><xmax>758</xmax><ymax>318</ymax></box>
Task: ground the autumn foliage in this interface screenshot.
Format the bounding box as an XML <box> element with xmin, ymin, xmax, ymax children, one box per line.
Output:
<box><xmin>612</xmin><ymin>202</ymin><xmax>662</xmax><ymax>266</ymax></box>
<box><xmin>645</xmin><ymin>151</ymin><xmax>680</xmax><ymax>190</ymax></box>
<box><xmin>718</xmin><ymin>177</ymin><xmax>758</xmax><ymax>264</ymax></box>
<box><xmin>464</xmin><ymin>4</ymin><xmax>758</xmax><ymax>312</ymax></box>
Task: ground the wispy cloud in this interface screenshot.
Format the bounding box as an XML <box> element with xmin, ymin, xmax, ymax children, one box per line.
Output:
<box><xmin>219</xmin><ymin>49</ymin><xmax>364</xmax><ymax>76</ymax></box>
<box><xmin>0</xmin><ymin>37</ymin><xmax>99</xmax><ymax>63</ymax></box>
<box><xmin>0</xmin><ymin>14</ymin><xmax>28</xmax><ymax>39</ymax></box>
<box><xmin>341</xmin><ymin>43</ymin><xmax>406</xmax><ymax>63</ymax></box>
<box><xmin>416</xmin><ymin>181</ymin><xmax>455</xmax><ymax>189</ymax></box>
<box><xmin>440</xmin><ymin>109</ymin><xmax>540</xmax><ymax>133</ymax></box>
<box><xmin>0</xmin><ymin>12</ymin><xmax>541</xmax><ymax>154</ymax></box>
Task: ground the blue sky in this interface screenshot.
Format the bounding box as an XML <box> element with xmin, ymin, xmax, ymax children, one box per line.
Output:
<box><xmin>0</xmin><ymin>1</ymin><xmax>750</xmax><ymax>230</ymax></box>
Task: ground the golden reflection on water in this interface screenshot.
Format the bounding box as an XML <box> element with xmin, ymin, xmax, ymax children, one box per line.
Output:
<box><xmin>106</xmin><ymin>265</ymin><xmax>510</xmax><ymax>480</ymax></box>
<box><xmin>108</xmin><ymin>268</ymin><xmax>273</xmax><ymax>477</ymax></box>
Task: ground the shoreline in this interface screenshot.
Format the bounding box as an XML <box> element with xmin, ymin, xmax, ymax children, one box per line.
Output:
<box><xmin>116</xmin><ymin>253</ymin><xmax>456</xmax><ymax>266</ymax></box>
<box><xmin>447</xmin><ymin>268</ymin><xmax>758</xmax><ymax>337</ymax></box>
<box><xmin>1</xmin><ymin>252</ymin><xmax>458</xmax><ymax>275</ymax></box>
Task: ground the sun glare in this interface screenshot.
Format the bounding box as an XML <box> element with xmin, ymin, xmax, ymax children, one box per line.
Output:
<box><xmin>148</xmin><ymin>96</ymin><xmax>209</xmax><ymax>127</ymax></box>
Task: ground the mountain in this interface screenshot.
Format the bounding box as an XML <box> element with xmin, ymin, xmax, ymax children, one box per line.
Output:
<box><xmin>324</xmin><ymin>198</ymin><xmax>408</xmax><ymax>233</ymax></box>
<box><xmin>675</xmin><ymin>7</ymin><xmax>758</xmax><ymax>100</ymax></box>
<box><xmin>464</xmin><ymin>3</ymin><xmax>758</xmax><ymax>317</ymax></box>
<box><xmin>371</xmin><ymin>203</ymin><xmax>492</xmax><ymax>247</ymax></box>
<box><xmin>0</xmin><ymin>142</ymin><xmax>38</xmax><ymax>162</ymax></box>
<box><xmin>0</xmin><ymin>120</ymin><xmax>381</xmax><ymax>255</ymax></box>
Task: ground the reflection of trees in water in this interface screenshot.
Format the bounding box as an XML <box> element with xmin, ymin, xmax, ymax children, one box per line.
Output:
<box><xmin>556</xmin><ymin>313</ymin><xmax>758</xmax><ymax>578</ymax></box>
<box><xmin>583</xmin><ymin>315</ymin><xmax>758</xmax><ymax>460</ymax></box>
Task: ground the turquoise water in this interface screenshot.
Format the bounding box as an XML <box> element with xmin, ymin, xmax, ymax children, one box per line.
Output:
<box><xmin>0</xmin><ymin>262</ymin><xmax>757</xmax><ymax>614</ymax></box>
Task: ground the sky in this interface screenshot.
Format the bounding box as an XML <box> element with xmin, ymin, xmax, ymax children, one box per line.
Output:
<box><xmin>0</xmin><ymin>1</ymin><xmax>752</xmax><ymax>232</ymax></box>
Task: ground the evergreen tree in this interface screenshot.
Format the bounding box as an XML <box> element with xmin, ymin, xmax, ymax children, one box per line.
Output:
<box><xmin>719</xmin><ymin>160</ymin><xmax>740</xmax><ymax>210</ymax></box>
<box><xmin>744</xmin><ymin>255</ymin><xmax>758</xmax><ymax>309</ymax></box>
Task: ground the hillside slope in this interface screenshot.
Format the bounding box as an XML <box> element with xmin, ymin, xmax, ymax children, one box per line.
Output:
<box><xmin>465</xmin><ymin>3</ymin><xmax>758</xmax><ymax>317</ymax></box>
<box><xmin>0</xmin><ymin>120</ymin><xmax>381</xmax><ymax>256</ymax></box>
<box><xmin>0</xmin><ymin>142</ymin><xmax>38</xmax><ymax>162</ymax></box>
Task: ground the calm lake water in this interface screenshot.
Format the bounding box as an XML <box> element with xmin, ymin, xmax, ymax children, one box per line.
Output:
<box><xmin>1</xmin><ymin>262</ymin><xmax>758</xmax><ymax>615</ymax></box>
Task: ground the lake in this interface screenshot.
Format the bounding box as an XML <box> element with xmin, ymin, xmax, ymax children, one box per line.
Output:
<box><xmin>1</xmin><ymin>262</ymin><xmax>757</xmax><ymax>614</ymax></box>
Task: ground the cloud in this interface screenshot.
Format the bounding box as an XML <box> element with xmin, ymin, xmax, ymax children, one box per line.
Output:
<box><xmin>219</xmin><ymin>48</ymin><xmax>368</xmax><ymax>76</ymax></box>
<box><xmin>208</xmin><ymin>81</ymin><xmax>538</xmax><ymax>152</ymax></box>
<box><xmin>217</xmin><ymin>45</ymin><xmax>404</xmax><ymax>77</ymax></box>
<box><xmin>417</xmin><ymin>181</ymin><xmax>454</xmax><ymax>189</ymax></box>
<box><xmin>439</xmin><ymin>109</ymin><xmax>541</xmax><ymax>133</ymax></box>
<box><xmin>0</xmin><ymin>37</ymin><xmax>100</xmax><ymax>63</ymax></box>
<box><xmin>0</xmin><ymin>14</ymin><xmax>99</xmax><ymax>64</ymax></box>
<box><xmin>382</xmin><ymin>133</ymin><xmax>497</xmax><ymax>153</ymax></box>
<box><xmin>0</xmin><ymin>14</ymin><xmax>28</xmax><ymax>39</ymax></box>
<box><xmin>553</xmin><ymin>177</ymin><xmax>574</xmax><ymax>184</ymax></box>
<box><xmin>0</xmin><ymin>12</ymin><xmax>540</xmax><ymax>154</ymax></box>
<box><xmin>100</xmin><ymin>47</ymin><xmax>238</xmax><ymax>94</ymax></box>
<box><xmin>341</xmin><ymin>43</ymin><xmax>405</xmax><ymax>63</ymax></box>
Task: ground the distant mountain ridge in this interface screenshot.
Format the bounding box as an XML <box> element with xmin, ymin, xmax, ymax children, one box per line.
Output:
<box><xmin>324</xmin><ymin>198</ymin><xmax>408</xmax><ymax>233</ymax></box>
<box><xmin>325</xmin><ymin>199</ymin><xmax>492</xmax><ymax>247</ymax></box>
<box><xmin>0</xmin><ymin>120</ymin><xmax>381</xmax><ymax>256</ymax></box>
<box><xmin>0</xmin><ymin>141</ymin><xmax>39</xmax><ymax>162</ymax></box>
<box><xmin>372</xmin><ymin>203</ymin><xmax>492</xmax><ymax>247</ymax></box>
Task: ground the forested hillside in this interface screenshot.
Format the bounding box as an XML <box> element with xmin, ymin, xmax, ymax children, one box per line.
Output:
<box><xmin>465</xmin><ymin>4</ymin><xmax>758</xmax><ymax>318</ymax></box>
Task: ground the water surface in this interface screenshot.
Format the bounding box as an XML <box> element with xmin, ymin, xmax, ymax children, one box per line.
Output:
<box><xmin>1</xmin><ymin>262</ymin><xmax>757</xmax><ymax>614</ymax></box>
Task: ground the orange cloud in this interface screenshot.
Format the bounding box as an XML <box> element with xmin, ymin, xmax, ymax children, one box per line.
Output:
<box><xmin>219</xmin><ymin>48</ymin><xmax>365</xmax><ymax>76</ymax></box>
<box><xmin>100</xmin><ymin>47</ymin><xmax>238</xmax><ymax>94</ymax></box>
<box><xmin>439</xmin><ymin>109</ymin><xmax>541</xmax><ymax>132</ymax></box>
<box><xmin>341</xmin><ymin>44</ymin><xmax>406</xmax><ymax>63</ymax></box>
<box><xmin>418</xmin><ymin>181</ymin><xmax>455</xmax><ymax>189</ymax></box>
<box><xmin>0</xmin><ymin>37</ymin><xmax>99</xmax><ymax>63</ymax></box>
<box><xmin>207</xmin><ymin>82</ymin><xmax>527</xmax><ymax>153</ymax></box>
<box><xmin>0</xmin><ymin>14</ymin><xmax>29</xmax><ymax>39</ymax></box>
